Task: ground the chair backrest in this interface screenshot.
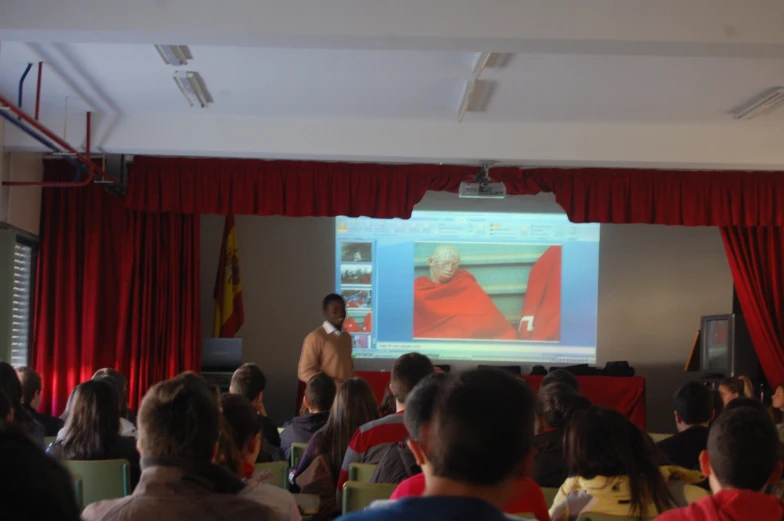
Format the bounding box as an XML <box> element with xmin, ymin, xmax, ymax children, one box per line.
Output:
<box><xmin>541</xmin><ymin>487</ymin><xmax>559</xmax><ymax>508</ymax></box>
<box><xmin>72</xmin><ymin>475</ymin><xmax>84</xmax><ymax>511</ymax></box>
<box><xmin>43</xmin><ymin>436</ymin><xmax>57</xmax><ymax>449</ymax></box>
<box><xmin>348</xmin><ymin>462</ymin><xmax>378</xmax><ymax>482</ymax></box>
<box><xmin>579</xmin><ymin>514</ymin><xmax>652</xmax><ymax>521</ymax></box>
<box><xmin>341</xmin><ymin>481</ymin><xmax>397</xmax><ymax>514</ymax></box>
<box><xmin>291</xmin><ymin>442</ymin><xmax>308</xmax><ymax>469</ymax></box>
<box><xmin>63</xmin><ymin>459</ymin><xmax>131</xmax><ymax>508</ymax></box>
<box><xmin>648</xmin><ymin>433</ymin><xmax>673</xmax><ymax>443</ymax></box>
<box><xmin>510</xmin><ymin>514</ymin><xmax>535</xmax><ymax>519</ymax></box>
<box><xmin>255</xmin><ymin>461</ymin><xmax>290</xmax><ymax>489</ymax></box>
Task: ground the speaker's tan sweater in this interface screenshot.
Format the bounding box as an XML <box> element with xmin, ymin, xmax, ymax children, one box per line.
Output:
<box><xmin>298</xmin><ymin>326</ymin><xmax>354</xmax><ymax>385</ymax></box>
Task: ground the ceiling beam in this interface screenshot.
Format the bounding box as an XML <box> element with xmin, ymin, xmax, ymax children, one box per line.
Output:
<box><xmin>6</xmin><ymin>114</ymin><xmax>784</xmax><ymax>170</ymax></box>
<box><xmin>1</xmin><ymin>0</ymin><xmax>783</xmax><ymax>54</ymax></box>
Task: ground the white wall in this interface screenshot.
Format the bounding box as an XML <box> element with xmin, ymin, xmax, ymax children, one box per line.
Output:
<box><xmin>200</xmin><ymin>194</ymin><xmax>733</xmax><ymax>431</ymax></box>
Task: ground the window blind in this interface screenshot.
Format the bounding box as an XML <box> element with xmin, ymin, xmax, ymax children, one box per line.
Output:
<box><xmin>10</xmin><ymin>241</ymin><xmax>33</xmax><ymax>366</ymax></box>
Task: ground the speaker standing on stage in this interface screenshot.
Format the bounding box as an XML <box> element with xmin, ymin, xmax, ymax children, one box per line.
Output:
<box><xmin>298</xmin><ymin>294</ymin><xmax>355</xmax><ymax>386</ymax></box>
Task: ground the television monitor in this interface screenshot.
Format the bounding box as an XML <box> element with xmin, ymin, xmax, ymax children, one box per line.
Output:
<box><xmin>699</xmin><ymin>313</ymin><xmax>757</xmax><ymax>379</ymax></box>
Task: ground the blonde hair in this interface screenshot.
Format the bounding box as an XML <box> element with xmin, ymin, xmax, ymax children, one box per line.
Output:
<box><xmin>721</xmin><ymin>375</ymin><xmax>754</xmax><ymax>399</ymax></box>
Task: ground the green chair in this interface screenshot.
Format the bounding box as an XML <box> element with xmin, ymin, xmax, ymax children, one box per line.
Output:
<box><xmin>348</xmin><ymin>462</ymin><xmax>378</xmax><ymax>482</ymax></box>
<box><xmin>341</xmin><ymin>481</ymin><xmax>397</xmax><ymax>514</ymax></box>
<box><xmin>541</xmin><ymin>487</ymin><xmax>558</xmax><ymax>508</ymax></box>
<box><xmin>290</xmin><ymin>442</ymin><xmax>308</xmax><ymax>469</ymax></box>
<box><xmin>63</xmin><ymin>459</ymin><xmax>131</xmax><ymax>508</ymax></box>
<box><xmin>255</xmin><ymin>461</ymin><xmax>290</xmax><ymax>489</ymax></box>
<box><xmin>510</xmin><ymin>514</ymin><xmax>534</xmax><ymax>519</ymax></box>
<box><xmin>648</xmin><ymin>433</ymin><xmax>673</xmax><ymax>443</ymax></box>
<box><xmin>43</xmin><ymin>436</ymin><xmax>57</xmax><ymax>449</ymax></box>
<box><xmin>73</xmin><ymin>476</ymin><xmax>84</xmax><ymax>511</ymax></box>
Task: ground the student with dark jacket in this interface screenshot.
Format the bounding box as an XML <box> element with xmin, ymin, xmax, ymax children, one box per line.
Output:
<box><xmin>47</xmin><ymin>380</ymin><xmax>141</xmax><ymax>488</ymax></box>
<box><xmin>656</xmin><ymin>381</ymin><xmax>714</xmax><ymax>470</ymax></box>
<box><xmin>16</xmin><ymin>366</ymin><xmax>64</xmax><ymax>437</ymax></box>
<box><xmin>0</xmin><ymin>362</ymin><xmax>43</xmax><ymax>445</ymax></box>
<box><xmin>230</xmin><ymin>363</ymin><xmax>284</xmax><ymax>462</ymax></box>
<box><xmin>532</xmin><ymin>382</ymin><xmax>591</xmax><ymax>487</ymax></box>
<box><xmin>281</xmin><ymin>373</ymin><xmax>336</xmax><ymax>461</ymax></box>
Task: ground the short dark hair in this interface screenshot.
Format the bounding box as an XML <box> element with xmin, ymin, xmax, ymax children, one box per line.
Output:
<box><xmin>305</xmin><ymin>373</ymin><xmax>337</xmax><ymax>412</ymax></box>
<box><xmin>722</xmin><ymin>396</ymin><xmax>768</xmax><ymax>416</ymax></box>
<box><xmin>230</xmin><ymin>363</ymin><xmax>266</xmax><ymax>402</ymax></box>
<box><xmin>390</xmin><ymin>353</ymin><xmax>434</xmax><ymax>405</ymax></box>
<box><xmin>536</xmin><ymin>382</ymin><xmax>591</xmax><ymax>429</ymax></box>
<box><xmin>0</xmin><ymin>421</ymin><xmax>81</xmax><ymax>521</ymax></box>
<box><xmin>221</xmin><ymin>394</ymin><xmax>262</xmax><ymax>451</ymax></box>
<box><xmin>429</xmin><ymin>368</ymin><xmax>535</xmax><ymax>486</ymax></box>
<box><xmin>404</xmin><ymin>373</ymin><xmax>452</xmax><ymax>441</ymax></box>
<box><xmin>673</xmin><ymin>381</ymin><xmax>713</xmax><ymax>425</ymax></box>
<box><xmin>15</xmin><ymin>367</ymin><xmax>42</xmax><ymax>406</ymax></box>
<box><xmin>323</xmin><ymin>293</ymin><xmax>345</xmax><ymax>310</ymax></box>
<box><xmin>0</xmin><ymin>388</ymin><xmax>12</xmax><ymax>419</ymax></box>
<box><xmin>708</xmin><ymin>407</ymin><xmax>779</xmax><ymax>491</ymax></box>
<box><xmin>138</xmin><ymin>373</ymin><xmax>220</xmax><ymax>462</ymax></box>
<box><xmin>92</xmin><ymin>368</ymin><xmax>129</xmax><ymax>415</ymax></box>
<box><xmin>541</xmin><ymin>369</ymin><xmax>580</xmax><ymax>393</ymax></box>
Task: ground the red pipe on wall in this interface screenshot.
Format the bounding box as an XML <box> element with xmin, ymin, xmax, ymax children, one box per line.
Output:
<box><xmin>35</xmin><ymin>62</ymin><xmax>43</xmax><ymax>120</ymax></box>
<box><xmin>0</xmin><ymin>92</ymin><xmax>115</xmax><ymax>186</ymax></box>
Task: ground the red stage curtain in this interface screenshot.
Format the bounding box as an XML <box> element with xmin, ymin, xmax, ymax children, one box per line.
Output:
<box><xmin>115</xmin><ymin>211</ymin><xmax>202</xmax><ymax>409</ymax></box>
<box><xmin>125</xmin><ymin>156</ymin><xmax>541</xmax><ymax>218</ymax></box>
<box><xmin>721</xmin><ymin>227</ymin><xmax>784</xmax><ymax>386</ymax></box>
<box><xmin>31</xmin><ymin>161</ymin><xmax>126</xmax><ymax>416</ymax></box>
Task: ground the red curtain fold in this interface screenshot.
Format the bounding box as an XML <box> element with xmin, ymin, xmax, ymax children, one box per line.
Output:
<box><xmin>721</xmin><ymin>227</ymin><xmax>784</xmax><ymax>386</ymax></box>
<box><xmin>114</xmin><ymin>210</ymin><xmax>202</xmax><ymax>410</ymax></box>
<box><xmin>126</xmin><ymin>156</ymin><xmax>542</xmax><ymax>218</ymax></box>
<box><xmin>31</xmin><ymin>160</ymin><xmax>126</xmax><ymax>416</ymax></box>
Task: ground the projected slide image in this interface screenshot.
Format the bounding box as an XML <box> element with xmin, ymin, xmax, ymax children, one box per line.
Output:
<box><xmin>341</xmin><ymin>242</ymin><xmax>372</xmax><ymax>263</ymax></box>
<box><xmin>344</xmin><ymin>289</ymin><xmax>372</xmax><ymax>309</ymax></box>
<box><xmin>344</xmin><ymin>309</ymin><xmax>372</xmax><ymax>333</ymax></box>
<box><xmin>413</xmin><ymin>243</ymin><xmax>561</xmax><ymax>342</ymax></box>
<box><xmin>341</xmin><ymin>264</ymin><xmax>372</xmax><ymax>285</ymax></box>
<box><xmin>353</xmin><ymin>335</ymin><xmax>371</xmax><ymax>350</ymax></box>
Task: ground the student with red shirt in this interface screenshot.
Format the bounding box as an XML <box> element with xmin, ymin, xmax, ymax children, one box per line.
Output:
<box><xmin>654</xmin><ymin>406</ymin><xmax>784</xmax><ymax>521</ymax></box>
<box><xmin>388</xmin><ymin>374</ymin><xmax>550</xmax><ymax>521</ymax></box>
<box><xmin>337</xmin><ymin>353</ymin><xmax>434</xmax><ymax>499</ymax></box>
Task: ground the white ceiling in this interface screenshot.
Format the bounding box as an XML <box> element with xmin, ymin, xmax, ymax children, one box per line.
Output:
<box><xmin>1</xmin><ymin>0</ymin><xmax>784</xmax><ymax>169</ymax></box>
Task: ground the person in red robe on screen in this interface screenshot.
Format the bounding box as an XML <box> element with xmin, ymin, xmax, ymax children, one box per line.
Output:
<box><xmin>413</xmin><ymin>244</ymin><xmax>517</xmax><ymax>340</ymax></box>
<box><xmin>518</xmin><ymin>245</ymin><xmax>561</xmax><ymax>341</ymax></box>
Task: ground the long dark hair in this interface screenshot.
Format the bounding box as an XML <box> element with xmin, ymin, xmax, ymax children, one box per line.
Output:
<box><xmin>60</xmin><ymin>380</ymin><xmax>121</xmax><ymax>460</ymax></box>
<box><xmin>565</xmin><ymin>406</ymin><xmax>674</xmax><ymax>520</ymax></box>
<box><xmin>0</xmin><ymin>362</ymin><xmax>38</xmax><ymax>437</ymax></box>
<box><xmin>314</xmin><ymin>377</ymin><xmax>379</xmax><ymax>479</ymax></box>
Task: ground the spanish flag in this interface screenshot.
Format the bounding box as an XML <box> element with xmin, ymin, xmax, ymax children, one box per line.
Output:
<box><xmin>213</xmin><ymin>215</ymin><xmax>244</xmax><ymax>337</ymax></box>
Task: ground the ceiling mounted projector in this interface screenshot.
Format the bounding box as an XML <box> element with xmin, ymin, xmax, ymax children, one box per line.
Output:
<box><xmin>459</xmin><ymin>163</ymin><xmax>506</xmax><ymax>199</ymax></box>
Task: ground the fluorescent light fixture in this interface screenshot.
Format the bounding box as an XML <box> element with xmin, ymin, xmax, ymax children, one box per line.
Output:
<box><xmin>457</xmin><ymin>79</ymin><xmax>476</xmax><ymax>122</ymax></box>
<box><xmin>155</xmin><ymin>44</ymin><xmax>191</xmax><ymax>66</ymax></box>
<box><xmin>472</xmin><ymin>52</ymin><xmax>492</xmax><ymax>78</ymax></box>
<box><xmin>173</xmin><ymin>71</ymin><xmax>213</xmax><ymax>108</ymax></box>
<box><xmin>731</xmin><ymin>86</ymin><xmax>784</xmax><ymax>120</ymax></box>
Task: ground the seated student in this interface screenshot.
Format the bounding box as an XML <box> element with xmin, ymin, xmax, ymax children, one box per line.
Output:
<box><xmin>541</xmin><ymin>369</ymin><xmax>580</xmax><ymax>393</ymax></box>
<box><xmin>0</xmin><ymin>420</ymin><xmax>82</xmax><ymax>521</ymax></box>
<box><xmin>384</xmin><ymin>373</ymin><xmax>551</xmax><ymax>521</ymax></box>
<box><xmin>293</xmin><ymin>377</ymin><xmax>379</xmax><ymax>519</ymax></box>
<box><xmin>654</xmin><ymin>407</ymin><xmax>784</xmax><ymax>521</ymax></box>
<box><xmin>372</xmin><ymin>373</ymin><xmax>451</xmax><ymax>485</ymax></box>
<box><xmin>281</xmin><ymin>373</ymin><xmax>336</xmax><ymax>461</ymax></box>
<box><xmin>337</xmin><ymin>353</ymin><xmax>434</xmax><ymax>496</ymax></box>
<box><xmin>0</xmin><ymin>361</ymin><xmax>43</xmax><ymax>445</ymax></box>
<box><xmin>717</xmin><ymin>375</ymin><xmax>753</xmax><ymax>407</ymax></box>
<box><xmin>550</xmin><ymin>406</ymin><xmax>707</xmax><ymax>521</ymax></box>
<box><xmin>337</xmin><ymin>368</ymin><xmax>538</xmax><ymax>521</ymax></box>
<box><xmin>532</xmin><ymin>383</ymin><xmax>591</xmax><ymax>487</ymax></box>
<box><xmin>230</xmin><ymin>363</ymin><xmax>284</xmax><ymax>462</ymax></box>
<box><xmin>48</xmin><ymin>380</ymin><xmax>141</xmax><ymax>487</ymax></box>
<box><xmin>771</xmin><ymin>383</ymin><xmax>784</xmax><ymax>441</ymax></box>
<box><xmin>220</xmin><ymin>394</ymin><xmax>302</xmax><ymax>521</ymax></box>
<box><xmin>92</xmin><ymin>368</ymin><xmax>138</xmax><ymax>436</ymax></box>
<box><xmin>657</xmin><ymin>381</ymin><xmax>714</xmax><ymax>470</ymax></box>
<box><xmin>82</xmin><ymin>372</ymin><xmax>275</xmax><ymax>521</ymax></box>
<box><xmin>15</xmin><ymin>366</ymin><xmax>64</xmax><ymax>437</ymax></box>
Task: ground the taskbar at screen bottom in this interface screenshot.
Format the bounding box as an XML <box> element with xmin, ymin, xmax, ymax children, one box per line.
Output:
<box><xmin>353</xmin><ymin>341</ymin><xmax>596</xmax><ymax>364</ymax></box>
